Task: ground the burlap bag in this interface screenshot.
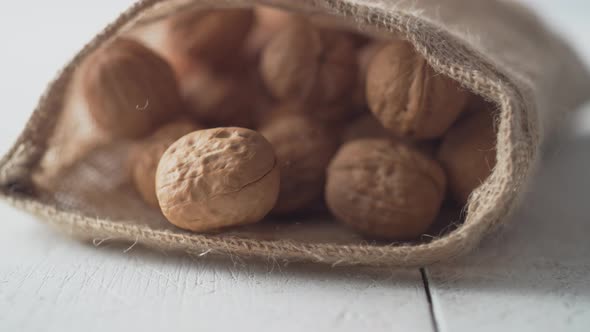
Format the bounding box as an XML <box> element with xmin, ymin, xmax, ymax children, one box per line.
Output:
<box><xmin>1</xmin><ymin>0</ymin><xmax>588</xmax><ymax>267</ymax></box>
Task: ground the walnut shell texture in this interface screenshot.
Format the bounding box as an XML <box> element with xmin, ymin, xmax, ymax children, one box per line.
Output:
<box><xmin>366</xmin><ymin>40</ymin><xmax>468</xmax><ymax>139</ymax></box>
<box><xmin>326</xmin><ymin>139</ymin><xmax>446</xmax><ymax>240</ymax></box>
<box><xmin>260</xmin><ymin>109</ymin><xmax>338</xmax><ymax>214</ymax></box>
<box><xmin>156</xmin><ymin>127</ymin><xmax>279</xmax><ymax>231</ymax></box>
<box><xmin>132</xmin><ymin>121</ymin><xmax>201</xmax><ymax>206</ymax></box>
<box><xmin>260</xmin><ymin>20</ymin><xmax>357</xmax><ymax>105</ymax></box>
<box><xmin>81</xmin><ymin>38</ymin><xmax>183</xmax><ymax>138</ymax></box>
<box><xmin>438</xmin><ymin>110</ymin><xmax>497</xmax><ymax>205</ymax></box>
<box><xmin>167</xmin><ymin>8</ymin><xmax>254</xmax><ymax>67</ymax></box>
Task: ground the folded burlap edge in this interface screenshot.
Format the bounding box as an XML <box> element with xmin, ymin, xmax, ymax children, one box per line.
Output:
<box><xmin>0</xmin><ymin>0</ymin><xmax>542</xmax><ymax>267</ymax></box>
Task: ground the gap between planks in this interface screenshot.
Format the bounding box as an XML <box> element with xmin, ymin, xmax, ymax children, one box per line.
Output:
<box><xmin>421</xmin><ymin>268</ymin><xmax>441</xmax><ymax>332</ymax></box>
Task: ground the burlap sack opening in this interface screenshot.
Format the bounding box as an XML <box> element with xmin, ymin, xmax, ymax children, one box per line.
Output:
<box><xmin>1</xmin><ymin>0</ymin><xmax>588</xmax><ymax>267</ymax></box>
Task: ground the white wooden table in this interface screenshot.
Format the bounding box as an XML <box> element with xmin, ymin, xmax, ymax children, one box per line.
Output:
<box><xmin>1</xmin><ymin>1</ymin><xmax>589</xmax><ymax>331</ymax></box>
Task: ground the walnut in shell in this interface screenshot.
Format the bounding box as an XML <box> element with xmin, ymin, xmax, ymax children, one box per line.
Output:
<box><xmin>438</xmin><ymin>110</ymin><xmax>496</xmax><ymax>204</ymax></box>
<box><xmin>244</xmin><ymin>6</ymin><xmax>295</xmax><ymax>58</ymax></box>
<box><xmin>80</xmin><ymin>38</ymin><xmax>183</xmax><ymax>138</ymax></box>
<box><xmin>167</xmin><ymin>8</ymin><xmax>254</xmax><ymax>69</ymax></box>
<box><xmin>180</xmin><ymin>65</ymin><xmax>257</xmax><ymax>128</ymax></box>
<box><xmin>260</xmin><ymin>20</ymin><xmax>357</xmax><ymax>105</ymax></box>
<box><xmin>260</xmin><ymin>108</ymin><xmax>338</xmax><ymax>214</ymax></box>
<box><xmin>352</xmin><ymin>42</ymin><xmax>383</xmax><ymax>108</ymax></box>
<box><xmin>366</xmin><ymin>40</ymin><xmax>469</xmax><ymax>139</ymax></box>
<box><xmin>132</xmin><ymin>120</ymin><xmax>201</xmax><ymax>206</ymax></box>
<box><xmin>156</xmin><ymin>128</ymin><xmax>279</xmax><ymax>231</ymax></box>
<box><xmin>325</xmin><ymin>139</ymin><xmax>446</xmax><ymax>240</ymax></box>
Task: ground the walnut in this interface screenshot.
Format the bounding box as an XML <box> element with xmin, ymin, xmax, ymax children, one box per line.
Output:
<box><xmin>260</xmin><ymin>108</ymin><xmax>339</xmax><ymax>214</ymax></box>
<box><xmin>131</xmin><ymin>120</ymin><xmax>201</xmax><ymax>206</ymax></box>
<box><xmin>80</xmin><ymin>38</ymin><xmax>183</xmax><ymax>138</ymax></box>
<box><xmin>366</xmin><ymin>40</ymin><xmax>468</xmax><ymax>139</ymax></box>
<box><xmin>260</xmin><ymin>20</ymin><xmax>357</xmax><ymax>105</ymax></box>
<box><xmin>326</xmin><ymin>139</ymin><xmax>446</xmax><ymax>240</ymax></box>
<box><xmin>156</xmin><ymin>127</ymin><xmax>279</xmax><ymax>231</ymax></box>
<box><xmin>180</xmin><ymin>65</ymin><xmax>256</xmax><ymax>128</ymax></box>
<box><xmin>166</xmin><ymin>8</ymin><xmax>254</xmax><ymax>68</ymax></box>
<box><xmin>438</xmin><ymin>110</ymin><xmax>496</xmax><ymax>204</ymax></box>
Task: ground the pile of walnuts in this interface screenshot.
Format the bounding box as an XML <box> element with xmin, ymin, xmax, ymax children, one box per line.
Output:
<box><xmin>76</xmin><ymin>6</ymin><xmax>496</xmax><ymax>240</ymax></box>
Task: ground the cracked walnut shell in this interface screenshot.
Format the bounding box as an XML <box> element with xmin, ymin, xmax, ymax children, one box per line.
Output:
<box><xmin>155</xmin><ymin>127</ymin><xmax>279</xmax><ymax>231</ymax></box>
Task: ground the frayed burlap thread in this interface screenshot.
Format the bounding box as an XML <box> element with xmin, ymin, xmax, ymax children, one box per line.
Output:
<box><xmin>0</xmin><ymin>0</ymin><xmax>589</xmax><ymax>267</ymax></box>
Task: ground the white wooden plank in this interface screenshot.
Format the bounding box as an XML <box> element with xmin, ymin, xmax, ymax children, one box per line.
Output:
<box><xmin>426</xmin><ymin>110</ymin><xmax>590</xmax><ymax>332</ymax></box>
<box><xmin>0</xmin><ymin>208</ymin><xmax>433</xmax><ymax>332</ymax></box>
<box><xmin>427</xmin><ymin>2</ymin><xmax>590</xmax><ymax>330</ymax></box>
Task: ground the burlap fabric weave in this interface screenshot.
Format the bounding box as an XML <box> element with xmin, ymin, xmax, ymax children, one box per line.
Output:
<box><xmin>0</xmin><ymin>0</ymin><xmax>588</xmax><ymax>267</ymax></box>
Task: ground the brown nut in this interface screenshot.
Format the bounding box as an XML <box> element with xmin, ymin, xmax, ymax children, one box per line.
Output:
<box><xmin>366</xmin><ymin>40</ymin><xmax>468</xmax><ymax>139</ymax></box>
<box><xmin>438</xmin><ymin>110</ymin><xmax>496</xmax><ymax>205</ymax></box>
<box><xmin>352</xmin><ymin>42</ymin><xmax>384</xmax><ymax>108</ymax></box>
<box><xmin>326</xmin><ymin>139</ymin><xmax>446</xmax><ymax>240</ymax></box>
<box><xmin>260</xmin><ymin>108</ymin><xmax>338</xmax><ymax>214</ymax></box>
<box><xmin>245</xmin><ymin>6</ymin><xmax>295</xmax><ymax>58</ymax></box>
<box><xmin>156</xmin><ymin>127</ymin><xmax>279</xmax><ymax>231</ymax></box>
<box><xmin>132</xmin><ymin>121</ymin><xmax>202</xmax><ymax>206</ymax></box>
<box><xmin>166</xmin><ymin>8</ymin><xmax>254</xmax><ymax>69</ymax></box>
<box><xmin>260</xmin><ymin>20</ymin><xmax>357</xmax><ymax>105</ymax></box>
<box><xmin>180</xmin><ymin>65</ymin><xmax>256</xmax><ymax>128</ymax></box>
<box><xmin>80</xmin><ymin>38</ymin><xmax>183</xmax><ymax>138</ymax></box>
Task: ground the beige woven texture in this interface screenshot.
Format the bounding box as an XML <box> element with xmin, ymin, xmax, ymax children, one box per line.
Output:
<box><xmin>0</xmin><ymin>0</ymin><xmax>589</xmax><ymax>267</ymax></box>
